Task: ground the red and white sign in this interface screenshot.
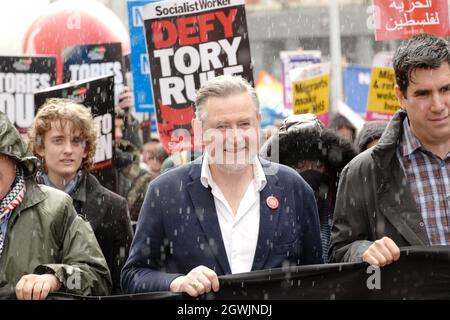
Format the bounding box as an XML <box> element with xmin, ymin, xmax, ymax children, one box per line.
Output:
<box><xmin>141</xmin><ymin>0</ymin><xmax>253</xmax><ymax>154</ymax></box>
<box><xmin>373</xmin><ymin>0</ymin><xmax>450</xmax><ymax>41</ymax></box>
<box><xmin>266</xmin><ymin>196</ymin><xmax>279</xmax><ymax>210</ymax></box>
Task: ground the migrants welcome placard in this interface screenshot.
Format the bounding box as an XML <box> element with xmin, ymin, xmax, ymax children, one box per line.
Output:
<box><xmin>0</xmin><ymin>55</ymin><xmax>56</xmax><ymax>133</ymax></box>
<box><xmin>62</xmin><ymin>43</ymin><xmax>124</xmax><ymax>105</ymax></box>
<box><xmin>280</xmin><ymin>50</ymin><xmax>321</xmax><ymax>110</ymax></box>
<box><xmin>34</xmin><ymin>75</ymin><xmax>116</xmax><ymax>192</ymax></box>
<box><xmin>366</xmin><ymin>52</ymin><xmax>400</xmax><ymax>121</ymax></box>
<box><xmin>291</xmin><ymin>62</ymin><xmax>330</xmax><ymax>126</ymax></box>
<box><xmin>141</xmin><ymin>0</ymin><xmax>253</xmax><ymax>153</ymax></box>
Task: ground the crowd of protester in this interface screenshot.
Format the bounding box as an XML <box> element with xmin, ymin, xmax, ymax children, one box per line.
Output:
<box><xmin>0</xmin><ymin>33</ymin><xmax>449</xmax><ymax>299</ymax></box>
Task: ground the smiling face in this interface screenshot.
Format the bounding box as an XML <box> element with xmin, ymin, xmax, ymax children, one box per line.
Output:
<box><xmin>396</xmin><ymin>62</ymin><xmax>450</xmax><ymax>151</ymax></box>
<box><xmin>194</xmin><ymin>92</ymin><xmax>261</xmax><ymax>174</ymax></box>
<box><xmin>36</xmin><ymin>120</ymin><xmax>87</xmax><ymax>186</ymax></box>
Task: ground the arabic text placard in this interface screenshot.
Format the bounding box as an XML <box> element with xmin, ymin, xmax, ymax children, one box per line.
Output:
<box><xmin>374</xmin><ymin>0</ymin><xmax>449</xmax><ymax>41</ymax></box>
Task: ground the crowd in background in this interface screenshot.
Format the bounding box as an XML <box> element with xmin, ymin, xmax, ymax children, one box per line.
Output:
<box><xmin>0</xmin><ymin>33</ymin><xmax>448</xmax><ymax>300</ymax></box>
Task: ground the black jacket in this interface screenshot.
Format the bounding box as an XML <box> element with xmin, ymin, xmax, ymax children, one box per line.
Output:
<box><xmin>260</xmin><ymin>119</ymin><xmax>356</xmax><ymax>173</ymax></box>
<box><xmin>329</xmin><ymin>110</ymin><xmax>430</xmax><ymax>263</ymax></box>
<box><xmin>72</xmin><ymin>171</ymin><xmax>133</xmax><ymax>294</ymax></box>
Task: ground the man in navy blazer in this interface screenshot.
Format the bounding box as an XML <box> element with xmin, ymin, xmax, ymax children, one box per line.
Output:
<box><xmin>121</xmin><ymin>75</ymin><xmax>323</xmax><ymax>297</ymax></box>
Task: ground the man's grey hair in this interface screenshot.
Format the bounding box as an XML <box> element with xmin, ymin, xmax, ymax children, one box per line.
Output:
<box><xmin>195</xmin><ymin>75</ymin><xmax>260</xmax><ymax>121</ymax></box>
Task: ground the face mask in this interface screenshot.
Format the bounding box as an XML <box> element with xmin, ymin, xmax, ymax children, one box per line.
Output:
<box><xmin>300</xmin><ymin>170</ymin><xmax>330</xmax><ymax>217</ymax></box>
<box><xmin>300</xmin><ymin>170</ymin><xmax>329</xmax><ymax>196</ymax></box>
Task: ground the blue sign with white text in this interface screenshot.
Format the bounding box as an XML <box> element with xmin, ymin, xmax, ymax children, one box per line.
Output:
<box><xmin>343</xmin><ymin>65</ymin><xmax>371</xmax><ymax>117</ymax></box>
<box><xmin>127</xmin><ymin>0</ymin><xmax>160</xmax><ymax>113</ymax></box>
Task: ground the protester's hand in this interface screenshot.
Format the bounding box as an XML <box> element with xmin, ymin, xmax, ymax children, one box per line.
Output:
<box><xmin>117</xmin><ymin>86</ymin><xmax>134</xmax><ymax>111</ymax></box>
<box><xmin>169</xmin><ymin>265</ymin><xmax>220</xmax><ymax>297</ymax></box>
<box><xmin>16</xmin><ymin>274</ymin><xmax>62</xmax><ymax>300</ymax></box>
<box><xmin>362</xmin><ymin>236</ymin><xmax>400</xmax><ymax>267</ymax></box>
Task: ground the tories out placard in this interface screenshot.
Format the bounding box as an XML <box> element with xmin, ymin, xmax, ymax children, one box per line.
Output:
<box><xmin>0</xmin><ymin>55</ymin><xmax>55</xmax><ymax>133</ymax></box>
<box><xmin>62</xmin><ymin>43</ymin><xmax>124</xmax><ymax>105</ymax></box>
<box><xmin>35</xmin><ymin>75</ymin><xmax>116</xmax><ymax>192</ymax></box>
<box><xmin>142</xmin><ymin>0</ymin><xmax>253</xmax><ymax>153</ymax></box>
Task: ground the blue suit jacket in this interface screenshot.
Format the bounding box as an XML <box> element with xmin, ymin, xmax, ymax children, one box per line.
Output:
<box><xmin>121</xmin><ymin>158</ymin><xmax>323</xmax><ymax>293</ymax></box>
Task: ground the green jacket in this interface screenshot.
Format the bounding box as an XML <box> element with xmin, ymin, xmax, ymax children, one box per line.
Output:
<box><xmin>0</xmin><ymin>112</ymin><xmax>111</xmax><ymax>296</ymax></box>
<box><xmin>0</xmin><ymin>180</ymin><xmax>112</xmax><ymax>295</ymax></box>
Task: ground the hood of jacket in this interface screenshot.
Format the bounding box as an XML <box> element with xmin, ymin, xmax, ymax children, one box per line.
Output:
<box><xmin>260</xmin><ymin>117</ymin><xmax>357</xmax><ymax>173</ymax></box>
<box><xmin>355</xmin><ymin>120</ymin><xmax>389</xmax><ymax>153</ymax></box>
<box><xmin>0</xmin><ymin>112</ymin><xmax>38</xmax><ymax>176</ymax></box>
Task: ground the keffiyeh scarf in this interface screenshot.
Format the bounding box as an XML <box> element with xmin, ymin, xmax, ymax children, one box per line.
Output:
<box><xmin>0</xmin><ymin>166</ymin><xmax>25</xmax><ymax>257</ymax></box>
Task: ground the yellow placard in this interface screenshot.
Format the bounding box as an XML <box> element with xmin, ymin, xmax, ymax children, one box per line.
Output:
<box><xmin>292</xmin><ymin>75</ymin><xmax>329</xmax><ymax>116</ymax></box>
<box><xmin>367</xmin><ymin>67</ymin><xmax>400</xmax><ymax>114</ymax></box>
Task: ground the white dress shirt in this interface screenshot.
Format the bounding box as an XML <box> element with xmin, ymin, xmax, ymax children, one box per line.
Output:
<box><xmin>200</xmin><ymin>154</ymin><xmax>267</xmax><ymax>274</ymax></box>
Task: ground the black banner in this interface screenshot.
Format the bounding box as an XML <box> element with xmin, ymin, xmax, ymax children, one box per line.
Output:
<box><xmin>2</xmin><ymin>246</ymin><xmax>449</xmax><ymax>300</ymax></box>
<box><xmin>62</xmin><ymin>42</ymin><xmax>124</xmax><ymax>105</ymax></box>
<box><xmin>214</xmin><ymin>246</ymin><xmax>450</xmax><ymax>300</ymax></box>
<box><xmin>34</xmin><ymin>75</ymin><xmax>116</xmax><ymax>192</ymax></box>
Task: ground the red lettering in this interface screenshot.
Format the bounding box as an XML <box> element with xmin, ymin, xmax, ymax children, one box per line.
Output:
<box><xmin>152</xmin><ymin>20</ymin><xmax>177</xmax><ymax>49</ymax></box>
<box><xmin>177</xmin><ymin>16</ymin><xmax>200</xmax><ymax>46</ymax></box>
<box><xmin>216</xmin><ymin>9</ymin><xmax>237</xmax><ymax>38</ymax></box>
<box><xmin>151</xmin><ymin>9</ymin><xmax>237</xmax><ymax>49</ymax></box>
<box><xmin>198</xmin><ymin>13</ymin><xmax>215</xmax><ymax>42</ymax></box>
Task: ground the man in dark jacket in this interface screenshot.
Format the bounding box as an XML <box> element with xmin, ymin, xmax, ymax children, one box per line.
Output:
<box><xmin>114</xmin><ymin>108</ymin><xmax>155</xmax><ymax>228</ymax></box>
<box><xmin>0</xmin><ymin>111</ymin><xmax>111</xmax><ymax>299</ymax></box>
<box><xmin>260</xmin><ymin>113</ymin><xmax>357</xmax><ymax>262</ymax></box>
<box><xmin>330</xmin><ymin>33</ymin><xmax>450</xmax><ymax>266</ymax></box>
<box><xmin>122</xmin><ymin>75</ymin><xmax>323</xmax><ymax>297</ymax></box>
<box><xmin>116</xmin><ymin>86</ymin><xmax>143</xmax><ymax>150</ymax></box>
<box><xmin>29</xmin><ymin>99</ymin><xmax>133</xmax><ymax>294</ymax></box>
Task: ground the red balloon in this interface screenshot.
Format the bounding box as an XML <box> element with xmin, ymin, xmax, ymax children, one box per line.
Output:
<box><xmin>22</xmin><ymin>0</ymin><xmax>131</xmax><ymax>84</ymax></box>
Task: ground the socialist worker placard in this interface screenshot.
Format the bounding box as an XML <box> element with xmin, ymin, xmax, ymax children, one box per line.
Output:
<box><xmin>141</xmin><ymin>0</ymin><xmax>253</xmax><ymax>153</ymax></box>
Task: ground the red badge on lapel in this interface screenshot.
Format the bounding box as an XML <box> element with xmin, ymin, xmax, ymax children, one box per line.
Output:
<box><xmin>266</xmin><ymin>196</ymin><xmax>279</xmax><ymax>210</ymax></box>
